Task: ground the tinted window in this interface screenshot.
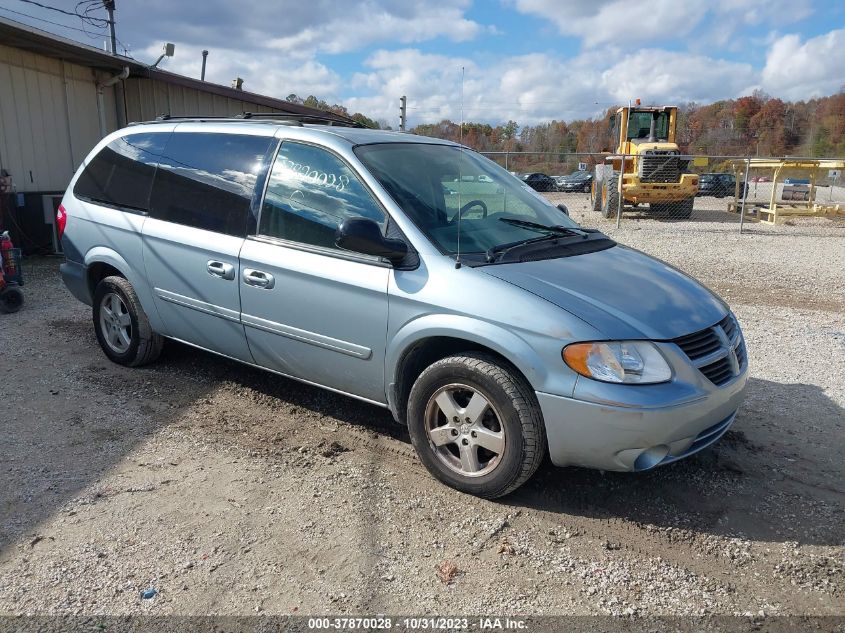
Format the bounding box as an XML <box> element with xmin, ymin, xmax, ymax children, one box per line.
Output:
<box><xmin>74</xmin><ymin>133</ymin><xmax>168</xmax><ymax>211</ymax></box>
<box><xmin>259</xmin><ymin>141</ymin><xmax>386</xmax><ymax>250</ymax></box>
<box><xmin>149</xmin><ymin>132</ymin><xmax>275</xmax><ymax>236</ymax></box>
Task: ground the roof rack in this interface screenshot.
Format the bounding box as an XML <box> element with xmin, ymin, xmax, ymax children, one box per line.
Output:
<box><xmin>238</xmin><ymin>112</ymin><xmax>364</xmax><ymax>127</ymax></box>
<box><xmin>149</xmin><ymin>111</ymin><xmax>365</xmax><ymax>128</ymax></box>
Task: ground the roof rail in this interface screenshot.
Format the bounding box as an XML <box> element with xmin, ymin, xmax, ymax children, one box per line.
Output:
<box><xmin>148</xmin><ymin>111</ymin><xmax>365</xmax><ymax>127</ymax></box>
<box><xmin>238</xmin><ymin>112</ymin><xmax>364</xmax><ymax>127</ymax></box>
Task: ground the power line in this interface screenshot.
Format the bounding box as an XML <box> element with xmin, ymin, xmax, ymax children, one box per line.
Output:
<box><xmin>0</xmin><ymin>5</ymin><xmax>106</xmax><ymax>36</ymax></box>
<box><xmin>0</xmin><ymin>5</ymin><xmax>133</xmax><ymax>55</ymax></box>
<box><xmin>16</xmin><ymin>0</ymin><xmax>108</xmax><ymax>26</ymax></box>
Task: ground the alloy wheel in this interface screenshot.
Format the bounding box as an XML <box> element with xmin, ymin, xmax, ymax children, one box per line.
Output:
<box><xmin>99</xmin><ymin>292</ymin><xmax>132</xmax><ymax>354</ymax></box>
<box><xmin>424</xmin><ymin>383</ymin><xmax>506</xmax><ymax>477</ymax></box>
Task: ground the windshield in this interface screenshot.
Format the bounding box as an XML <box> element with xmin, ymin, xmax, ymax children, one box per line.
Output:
<box><xmin>354</xmin><ymin>143</ymin><xmax>582</xmax><ymax>259</ymax></box>
<box><xmin>627</xmin><ymin>111</ymin><xmax>669</xmax><ymax>141</ymax></box>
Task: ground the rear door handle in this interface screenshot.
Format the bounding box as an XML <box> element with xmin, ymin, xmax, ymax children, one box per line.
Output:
<box><xmin>242</xmin><ymin>268</ymin><xmax>275</xmax><ymax>289</ymax></box>
<box><xmin>207</xmin><ymin>260</ymin><xmax>235</xmax><ymax>280</ymax></box>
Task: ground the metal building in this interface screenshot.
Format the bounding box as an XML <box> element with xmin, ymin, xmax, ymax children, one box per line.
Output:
<box><xmin>0</xmin><ymin>16</ymin><xmax>347</xmax><ymax>253</ymax></box>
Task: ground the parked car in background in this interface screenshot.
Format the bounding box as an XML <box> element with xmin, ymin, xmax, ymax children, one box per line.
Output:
<box><xmin>555</xmin><ymin>170</ymin><xmax>593</xmax><ymax>193</ymax></box>
<box><xmin>521</xmin><ymin>172</ymin><xmax>559</xmax><ymax>192</ymax></box>
<box><xmin>59</xmin><ymin>118</ymin><xmax>748</xmax><ymax>499</ymax></box>
<box><xmin>696</xmin><ymin>173</ymin><xmax>746</xmax><ymax>198</ymax></box>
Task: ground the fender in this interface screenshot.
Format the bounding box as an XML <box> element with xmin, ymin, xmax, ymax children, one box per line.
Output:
<box><xmin>83</xmin><ymin>246</ymin><xmax>165</xmax><ymax>333</ymax></box>
<box><xmin>386</xmin><ymin>313</ymin><xmax>550</xmax><ymax>418</ymax></box>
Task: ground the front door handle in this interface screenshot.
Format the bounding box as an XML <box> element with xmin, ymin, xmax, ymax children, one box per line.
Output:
<box><xmin>242</xmin><ymin>268</ymin><xmax>275</xmax><ymax>289</ymax></box>
<box><xmin>207</xmin><ymin>260</ymin><xmax>235</xmax><ymax>280</ymax></box>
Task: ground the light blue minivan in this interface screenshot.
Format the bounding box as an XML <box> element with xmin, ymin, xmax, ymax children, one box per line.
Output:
<box><xmin>59</xmin><ymin>114</ymin><xmax>748</xmax><ymax>498</ymax></box>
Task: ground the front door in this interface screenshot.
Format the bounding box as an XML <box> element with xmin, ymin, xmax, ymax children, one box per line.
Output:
<box><xmin>239</xmin><ymin>140</ymin><xmax>390</xmax><ymax>403</ymax></box>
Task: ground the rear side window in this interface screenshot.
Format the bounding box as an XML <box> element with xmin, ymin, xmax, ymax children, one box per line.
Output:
<box><xmin>149</xmin><ymin>132</ymin><xmax>276</xmax><ymax>236</ymax></box>
<box><xmin>73</xmin><ymin>133</ymin><xmax>168</xmax><ymax>211</ymax></box>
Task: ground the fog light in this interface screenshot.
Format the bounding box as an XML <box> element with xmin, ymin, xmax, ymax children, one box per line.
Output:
<box><xmin>634</xmin><ymin>445</ymin><xmax>669</xmax><ymax>471</ymax></box>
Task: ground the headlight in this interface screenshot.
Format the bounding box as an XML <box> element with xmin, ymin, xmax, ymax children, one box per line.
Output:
<box><xmin>562</xmin><ymin>341</ymin><xmax>671</xmax><ymax>384</ymax></box>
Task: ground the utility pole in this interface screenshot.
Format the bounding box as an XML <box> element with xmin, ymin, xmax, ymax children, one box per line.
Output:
<box><xmin>399</xmin><ymin>95</ymin><xmax>407</xmax><ymax>132</ymax></box>
<box><xmin>103</xmin><ymin>0</ymin><xmax>117</xmax><ymax>55</ymax></box>
<box><xmin>101</xmin><ymin>0</ymin><xmax>126</xmax><ymax>129</ymax></box>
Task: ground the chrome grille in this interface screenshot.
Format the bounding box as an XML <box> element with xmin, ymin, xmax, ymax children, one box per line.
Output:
<box><xmin>639</xmin><ymin>152</ymin><xmax>680</xmax><ymax>183</ymax></box>
<box><xmin>672</xmin><ymin>314</ymin><xmax>746</xmax><ymax>386</ymax></box>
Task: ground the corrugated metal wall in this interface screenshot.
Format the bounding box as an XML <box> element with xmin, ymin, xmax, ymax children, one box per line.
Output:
<box><xmin>123</xmin><ymin>76</ymin><xmax>281</xmax><ymax>122</ymax></box>
<box><xmin>0</xmin><ymin>43</ymin><xmax>117</xmax><ymax>193</ymax></box>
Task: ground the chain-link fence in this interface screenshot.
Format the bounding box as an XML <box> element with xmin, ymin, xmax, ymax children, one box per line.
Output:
<box><xmin>480</xmin><ymin>151</ymin><xmax>845</xmax><ymax>235</ymax></box>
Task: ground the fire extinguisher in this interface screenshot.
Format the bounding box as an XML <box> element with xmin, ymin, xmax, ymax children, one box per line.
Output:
<box><xmin>0</xmin><ymin>231</ymin><xmax>15</xmax><ymax>279</ymax></box>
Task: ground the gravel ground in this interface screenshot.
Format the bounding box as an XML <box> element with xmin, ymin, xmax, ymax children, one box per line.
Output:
<box><xmin>0</xmin><ymin>219</ymin><xmax>843</xmax><ymax>618</ymax></box>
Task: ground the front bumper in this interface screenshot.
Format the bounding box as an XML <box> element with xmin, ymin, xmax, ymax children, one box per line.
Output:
<box><xmin>537</xmin><ymin>364</ymin><xmax>748</xmax><ymax>471</ymax></box>
<box><xmin>622</xmin><ymin>174</ymin><xmax>699</xmax><ymax>203</ymax></box>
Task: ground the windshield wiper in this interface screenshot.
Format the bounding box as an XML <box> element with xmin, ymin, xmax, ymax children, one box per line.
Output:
<box><xmin>498</xmin><ymin>217</ymin><xmax>588</xmax><ymax>238</ymax></box>
<box><xmin>486</xmin><ymin>219</ymin><xmax>591</xmax><ymax>263</ymax></box>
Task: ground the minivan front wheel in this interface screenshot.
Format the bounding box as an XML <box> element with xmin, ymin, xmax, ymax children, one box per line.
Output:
<box><xmin>407</xmin><ymin>354</ymin><xmax>546</xmax><ymax>498</ymax></box>
<box><xmin>93</xmin><ymin>276</ymin><xmax>163</xmax><ymax>367</ymax></box>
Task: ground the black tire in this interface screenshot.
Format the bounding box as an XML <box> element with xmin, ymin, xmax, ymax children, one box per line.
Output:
<box><xmin>583</xmin><ymin>183</ymin><xmax>591</xmax><ymax>193</ymax></box>
<box><xmin>0</xmin><ymin>286</ymin><xmax>24</xmax><ymax>313</ymax></box>
<box><xmin>650</xmin><ymin>202</ymin><xmax>670</xmax><ymax>216</ymax></box>
<box><xmin>601</xmin><ymin>174</ymin><xmax>620</xmax><ymax>219</ymax></box>
<box><xmin>407</xmin><ymin>353</ymin><xmax>546</xmax><ymax>499</ymax></box>
<box><xmin>93</xmin><ymin>275</ymin><xmax>163</xmax><ymax>367</ymax></box>
<box><xmin>676</xmin><ymin>197</ymin><xmax>694</xmax><ymax>219</ymax></box>
<box><xmin>590</xmin><ymin>180</ymin><xmax>602</xmax><ymax>212</ymax></box>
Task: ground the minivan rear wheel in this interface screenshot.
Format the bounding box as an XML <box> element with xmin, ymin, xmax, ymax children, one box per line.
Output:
<box><xmin>93</xmin><ymin>276</ymin><xmax>163</xmax><ymax>367</ymax></box>
<box><xmin>407</xmin><ymin>353</ymin><xmax>546</xmax><ymax>498</ymax></box>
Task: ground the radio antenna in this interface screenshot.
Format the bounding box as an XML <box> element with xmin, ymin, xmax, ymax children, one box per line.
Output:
<box><xmin>455</xmin><ymin>66</ymin><xmax>465</xmax><ymax>270</ymax></box>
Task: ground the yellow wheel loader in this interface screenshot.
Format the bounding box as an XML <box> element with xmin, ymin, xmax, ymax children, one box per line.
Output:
<box><xmin>591</xmin><ymin>105</ymin><xmax>699</xmax><ymax>219</ymax></box>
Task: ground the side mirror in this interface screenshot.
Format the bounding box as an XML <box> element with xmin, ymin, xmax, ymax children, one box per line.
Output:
<box><xmin>557</xmin><ymin>203</ymin><xmax>569</xmax><ymax>216</ymax></box>
<box><xmin>336</xmin><ymin>217</ymin><xmax>408</xmax><ymax>265</ymax></box>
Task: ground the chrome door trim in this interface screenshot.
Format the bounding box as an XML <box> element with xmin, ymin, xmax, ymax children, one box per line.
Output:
<box><xmin>154</xmin><ymin>288</ymin><xmax>241</xmax><ymax>323</ymax></box>
<box><xmin>241</xmin><ymin>312</ymin><xmax>373</xmax><ymax>359</ymax></box>
<box><xmin>164</xmin><ymin>335</ymin><xmax>388</xmax><ymax>408</ymax></box>
<box><xmin>246</xmin><ymin>234</ymin><xmax>391</xmax><ymax>268</ymax></box>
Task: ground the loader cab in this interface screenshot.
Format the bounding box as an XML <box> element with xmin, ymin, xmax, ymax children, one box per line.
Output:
<box><xmin>611</xmin><ymin>107</ymin><xmax>678</xmax><ymax>152</ymax></box>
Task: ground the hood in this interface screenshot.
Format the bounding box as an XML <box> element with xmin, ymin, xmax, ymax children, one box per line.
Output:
<box><xmin>482</xmin><ymin>245</ymin><xmax>727</xmax><ymax>340</ymax></box>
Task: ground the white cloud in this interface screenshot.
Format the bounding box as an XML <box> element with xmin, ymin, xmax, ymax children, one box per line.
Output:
<box><xmin>761</xmin><ymin>29</ymin><xmax>845</xmax><ymax>100</ymax></box>
<box><xmin>267</xmin><ymin>4</ymin><xmax>486</xmax><ymax>56</ymax></box>
<box><xmin>712</xmin><ymin>0</ymin><xmax>814</xmax><ymax>25</ymax></box>
<box><xmin>601</xmin><ymin>50</ymin><xmax>757</xmax><ymax>104</ymax></box>
<box><xmin>120</xmin><ymin>0</ymin><xmax>488</xmax><ymax>59</ymax></box>
<box><xmin>509</xmin><ymin>0</ymin><xmax>815</xmax><ymax>48</ymax></box>
<box><xmin>509</xmin><ymin>0</ymin><xmax>706</xmax><ymax>47</ymax></box>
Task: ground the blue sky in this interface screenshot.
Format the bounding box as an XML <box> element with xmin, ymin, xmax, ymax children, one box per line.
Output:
<box><xmin>1</xmin><ymin>0</ymin><xmax>843</xmax><ymax>126</ymax></box>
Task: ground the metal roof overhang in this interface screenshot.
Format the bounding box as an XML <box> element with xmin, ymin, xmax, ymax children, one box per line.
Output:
<box><xmin>0</xmin><ymin>15</ymin><xmax>358</xmax><ymax>126</ymax></box>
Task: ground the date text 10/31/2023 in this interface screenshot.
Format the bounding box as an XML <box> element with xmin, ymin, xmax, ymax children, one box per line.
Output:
<box><xmin>307</xmin><ymin>617</ymin><xmax>528</xmax><ymax>630</ymax></box>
